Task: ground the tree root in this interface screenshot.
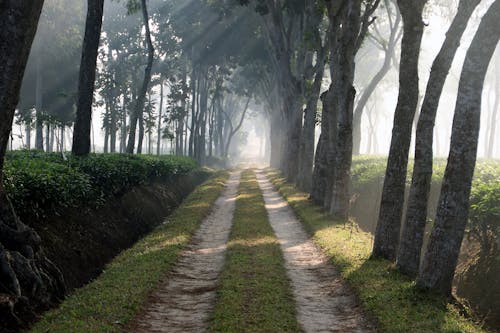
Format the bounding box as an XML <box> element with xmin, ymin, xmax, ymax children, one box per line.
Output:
<box><xmin>0</xmin><ymin>192</ymin><xmax>65</xmax><ymax>331</ymax></box>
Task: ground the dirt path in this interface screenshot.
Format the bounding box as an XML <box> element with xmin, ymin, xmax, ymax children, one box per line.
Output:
<box><xmin>256</xmin><ymin>171</ymin><xmax>374</xmax><ymax>333</ymax></box>
<box><xmin>130</xmin><ymin>171</ymin><xmax>241</xmax><ymax>333</ymax></box>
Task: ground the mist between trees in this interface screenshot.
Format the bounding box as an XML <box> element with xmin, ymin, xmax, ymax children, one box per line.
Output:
<box><xmin>0</xmin><ymin>0</ymin><xmax>499</xmax><ymax>331</ymax></box>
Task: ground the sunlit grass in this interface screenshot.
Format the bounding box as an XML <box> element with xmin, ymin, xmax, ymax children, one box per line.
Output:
<box><xmin>265</xmin><ymin>169</ymin><xmax>485</xmax><ymax>333</ymax></box>
<box><xmin>28</xmin><ymin>171</ymin><xmax>229</xmax><ymax>333</ymax></box>
<box><xmin>210</xmin><ymin>170</ymin><xmax>301</xmax><ymax>333</ymax></box>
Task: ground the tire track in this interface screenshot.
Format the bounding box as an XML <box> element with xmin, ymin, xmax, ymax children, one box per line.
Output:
<box><xmin>256</xmin><ymin>171</ymin><xmax>374</xmax><ymax>333</ymax></box>
<box><xmin>129</xmin><ymin>171</ymin><xmax>241</xmax><ymax>333</ymax></box>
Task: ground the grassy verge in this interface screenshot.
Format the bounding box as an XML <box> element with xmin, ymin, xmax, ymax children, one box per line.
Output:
<box><xmin>210</xmin><ymin>170</ymin><xmax>301</xmax><ymax>333</ymax></box>
<box><xmin>265</xmin><ymin>169</ymin><xmax>485</xmax><ymax>333</ymax></box>
<box><xmin>29</xmin><ymin>171</ymin><xmax>229</xmax><ymax>333</ymax></box>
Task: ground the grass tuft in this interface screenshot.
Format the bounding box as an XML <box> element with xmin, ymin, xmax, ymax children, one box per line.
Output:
<box><xmin>210</xmin><ymin>170</ymin><xmax>301</xmax><ymax>333</ymax></box>
<box><xmin>265</xmin><ymin>169</ymin><xmax>485</xmax><ymax>333</ymax></box>
<box><xmin>28</xmin><ymin>171</ymin><xmax>229</xmax><ymax>333</ymax></box>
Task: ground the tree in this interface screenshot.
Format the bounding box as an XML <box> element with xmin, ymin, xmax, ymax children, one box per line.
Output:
<box><xmin>396</xmin><ymin>0</ymin><xmax>481</xmax><ymax>277</ymax></box>
<box><xmin>417</xmin><ymin>0</ymin><xmax>500</xmax><ymax>295</ymax></box>
<box><xmin>126</xmin><ymin>0</ymin><xmax>155</xmax><ymax>154</ymax></box>
<box><xmin>372</xmin><ymin>0</ymin><xmax>428</xmax><ymax>261</ymax></box>
<box><xmin>0</xmin><ymin>0</ymin><xmax>64</xmax><ymax>326</ymax></box>
<box><xmin>352</xmin><ymin>0</ymin><xmax>402</xmax><ymax>155</ymax></box>
<box><xmin>72</xmin><ymin>0</ymin><xmax>105</xmax><ymax>156</ymax></box>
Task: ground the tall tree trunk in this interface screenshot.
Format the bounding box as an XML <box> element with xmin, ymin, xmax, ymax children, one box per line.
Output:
<box><xmin>311</xmin><ymin>91</ymin><xmax>331</xmax><ymax>204</ymax></box>
<box><xmin>188</xmin><ymin>69</ymin><xmax>196</xmax><ymax>157</ymax></box>
<box><xmin>45</xmin><ymin>122</ymin><xmax>50</xmax><ymax>153</ymax></box>
<box><xmin>198</xmin><ymin>72</ymin><xmax>208</xmax><ymax>164</ymax></box>
<box><xmin>157</xmin><ymin>81</ymin><xmax>163</xmax><ymax>156</ymax></box>
<box><xmin>329</xmin><ymin>0</ymin><xmax>362</xmax><ymax>218</ymax></box>
<box><xmin>72</xmin><ymin>0</ymin><xmax>104</xmax><ymax>156</ymax></box>
<box><xmin>109</xmin><ymin>102</ymin><xmax>117</xmax><ymax>153</ymax></box>
<box><xmin>486</xmin><ymin>63</ymin><xmax>499</xmax><ymax>158</ymax></box>
<box><xmin>126</xmin><ymin>0</ymin><xmax>154</xmax><ymax>154</ymax></box>
<box><xmin>35</xmin><ymin>57</ymin><xmax>44</xmax><ymax>151</ymax></box>
<box><xmin>25</xmin><ymin>118</ymin><xmax>32</xmax><ymax>150</ymax></box>
<box><xmin>0</xmin><ymin>1</ymin><xmax>65</xmax><ymax>327</ymax></box>
<box><xmin>417</xmin><ymin>0</ymin><xmax>500</xmax><ymax>294</ymax></box>
<box><xmin>372</xmin><ymin>0</ymin><xmax>427</xmax><ymax>261</ymax></box>
<box><xmin>60</xmin><ymin>126</ymin><xmax>65</xmax><ymax>152</ymax></box>
<box><xmin>396</xmin><ymin>0</ymin><xmax>481</xmax><ymax>276</ymax></box>
<box><xmin>120</xmin><ymin>95</ymin><xmax>127</xmax><ymax>153</ymax></box>
<box><xmin>297</xmin><ymin>48</ymin><xmax>326</xmax><ymax>191</ymax></box>
<box><xmin>49</xmin><ymin>124</ymin><xmax>55</xmax><ymax>152</ymax></box>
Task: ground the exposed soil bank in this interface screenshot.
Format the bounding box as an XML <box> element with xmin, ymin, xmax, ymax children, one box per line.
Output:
<box><xmin>0</xmin><ymin>170</ymin><xmax>210</xmax><ymax>333</ymax></box>
<box><xmin>29</xmin><ymin>170</ymin><xmax>210</xmax><ymax>292</ymax></box>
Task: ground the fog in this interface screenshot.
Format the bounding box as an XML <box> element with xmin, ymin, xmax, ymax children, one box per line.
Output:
<box><xmin>10</xmin><ymin>0</ymin><xmax>500</xmax><ymax>161</ymax></box>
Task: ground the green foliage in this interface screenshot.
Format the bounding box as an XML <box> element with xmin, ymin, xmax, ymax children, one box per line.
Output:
<box><xmin>351</xmin><ymin>156</ymin><xmax>500</xmax><ymax>257</ymax></box>
<box><xmin>3</xmin><ymin>159</ymin><xmax>97</xmax><ymax>219</ymax></box>
<box><xmin>4</xmin><ymin>151</ymin><xmax>198</xmax><ymax>219</ymax></box>
<box><xmin>468</xmin><ymin>166</ymin><xmax>500</xmax><ymax>258</ymax></box>
<box><xmin>29</xmin><ymin>171</ymin><xmax>228</xmax><ymax>333</ymax></box>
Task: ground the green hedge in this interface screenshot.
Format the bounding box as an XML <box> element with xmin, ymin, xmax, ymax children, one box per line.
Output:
<box><xmin>3</xmin><ymin>151</ymin><xmax>198</xmax><ymax>219</ymax></box>
<box><xmin>350</xmin><ymin>156</ymin><xmax>500</xmax><ymax>284</ymax></box>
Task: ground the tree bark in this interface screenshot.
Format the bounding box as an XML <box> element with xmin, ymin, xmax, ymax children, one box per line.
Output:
<box><xmin>72</xmin><ymin>0</ymin><xmax>104</xmax><ymax>156</ymax></box>
<box><xmin>416</xmin><ymin>0</ymin><xmax>500</xmax><ymax>295</ymax></box>
<box><xmin>157</xmin><ymin>81</ymin><xmax>164</xmax><ymax>156</ymax></box>
<box><xmin>396</xmin><ymin>0</ymin><xmax>481</xmax><ymax>277</ymax></box>
<box><xmin>126</xmin><ymin>0</ymin><xmax>155</xmax><ymax>154</ymax></box>
<box><xmin>297</xmin><ymin>44</ymin><xmax>327</xmax><ymax>191</ymax></box>
<box><xmin>35</xmin><ymin>56</ymin><xmax>44</xmax><ymax>151</ymax></box>
<box><xmin>486</xmin><ymin>63</ymin><xmax>499</xmax><ymax>158</ymax></box>
<box><xmin>0</xmin><ymin>1</ymin><xmax>65</xmax><ymax>327</ymax></box>
<box><xmin>329</xmin><ymin>0</ymin><xmax>364</xmax><ymax>219</ymax></box>
<box><xmin>372</xmin><ymin>0</ymin><xmax>427</xmax><ymax>261</ymax></box>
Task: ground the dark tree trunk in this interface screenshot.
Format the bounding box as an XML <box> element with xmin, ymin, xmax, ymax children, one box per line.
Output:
<box><xmin>372</xmin><ymin>0</ymin><xmax>427</xmax><ymax>261</ymax></box>
<box><xmin>416</xmin><ymin>0</ymin><xmax>500</xmax><ymax>295</ymax></box>
<box><xmin>109</xmin><ymin>96</ymin><xmax>117</xmax><ymax>153</ymax></box>
<box><xmin>45</xmin><ymin>123</ymin><xmax>50</xmax><ymax>153</ymax></box>
<box><xmin>329</xmin><ymin>0</ymin><xmax>364</xmax><ymax>219</ymax></box>
<box><xmin>0</xmin><ymin>1</ymin><xmax>65</xmax><ymax>327</ymax></box>
<box><xmin>188</xmin><ymin>68</ymin><xmax>196</xmax><ymax>158</ymax></box>
<box><xmin>120</xmin><ymin>94</ymin><xmax>128</xmax><ymax>153</ymax></box>
<box><xmin>35</xmin><ymin>56</ymin><xmax>44</xmax><ymax>151</ymax></box>
<box><xmin>297</xmin><ymin>47</ymin><xmax>327</xmax><ymax>191</ymax></box>
<box><xmin>126</xmin><ymin>0</ymin><xmax>154</xmax><ymax>154</ymax></box>
<box><xmin>49</xmin><ymin>124</ymin><xmax>55</xmax><ymax>152</ymax></box>
<box><xmin>72</xmin><ymin>0</ymin><xmax>104</xmax><ymax>156</ymax></box>
<box><xmin>25</xmin><ymin>118</ymin><xmax>32</xmax><ymax>150</ymax></box>
<box><xmin>397</xmin><ymin>0</ymin><xmax>481</xmax><ymax>277</ymax></box>
<box><xmin>197</xmin><ymin>72</ymin><xmax>208</xmax><ymax>164</ymax></box>
<box><xmin>157</xmin><ymin>81</ymin><xmax>163</xmax><ymax>156</ymax></box>
<box><xmin>311</xmin><ymin>90</ymin><xmax>332</xmax><ymax>204</ymax></box>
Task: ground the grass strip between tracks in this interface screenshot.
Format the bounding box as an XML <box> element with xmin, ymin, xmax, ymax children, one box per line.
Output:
<box><xmin>210</xmin><ymin>170</ymin><xmax>301</xmax><ymax>333</ymax></box>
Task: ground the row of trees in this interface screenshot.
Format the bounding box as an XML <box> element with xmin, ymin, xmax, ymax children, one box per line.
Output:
<box><xmin>0</xmin><ymin>0</ymin><xmax>498</xmax><ymax>322</ymax></box>
<box><xmin>0</xmin><ymin>0</ymin><xmax>267</xmax><ymax>322</ymax></box>
<box><xmin>236</xmin><ymin>0</ymin><xmax>499</xmax><ymax>297</ymax></box>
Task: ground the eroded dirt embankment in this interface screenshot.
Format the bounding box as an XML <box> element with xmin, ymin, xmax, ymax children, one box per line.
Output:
<box><xmin>25</xmin><ymin>170</ymin><xmax>210</xmax><ymax>292</ymax></box>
